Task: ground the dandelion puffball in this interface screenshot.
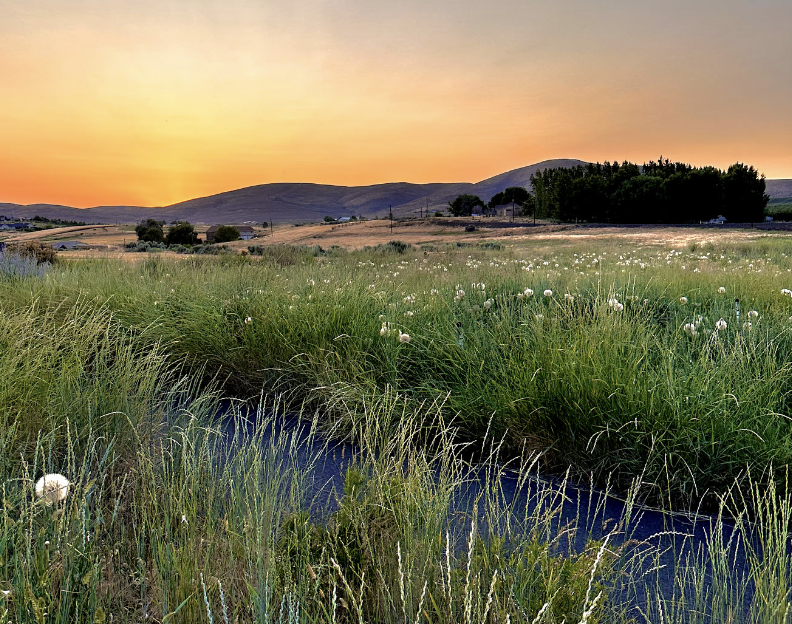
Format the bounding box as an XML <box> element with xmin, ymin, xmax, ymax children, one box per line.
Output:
<box><xmin>715</xmin><ymin>318</ymin><xmax>727</xmax><ymax>331</ymax></box>
<box><xmin>524</xmin><ymin>288</ymin><xmax>534</xmax><ymax>297</ymax></box>
<box><xmin>718</xmin><ymin>287</ymin><xmax>726</xmax><ymax>294</ymax></box>
<box><xmin>564</xmin><ymin>293</ymin><xmax>574</xmax><ymax>302</ymax></box>
<box><xmin>398</xmin><ymin>331</ymin><xmax>411</xmax><ymax>344</ymax></box>
<box><xmin>543</xmin><ymin>289</ymin><xmax>553</xmax><ymax>297</ymax></box>
<box><xmin>244</xmin><ymin>317</ymin><xmax>252</xmax><ymax>325</ymax></box>
<box><xmin>35</xmin><ymin>473</ymin><xmax>70</xmax><ymax>505</ymax></box>
<box><xmin>680</xmin><ymin>297</ymin><xmax>688</xmax><ymax>304</ymax></box>
<box><xmin>748</xmin><ymin>310</ymin><xmax>759</xmax><ymax>318</ymax></box>
<box><xmin>683</xmin><ymin>323</ymin><xmax>697</xmax><ymax>338</ymax></box>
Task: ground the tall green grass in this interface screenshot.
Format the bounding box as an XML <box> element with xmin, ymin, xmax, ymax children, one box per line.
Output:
<box><xmin>4</xmin><ymin>282</ymin><xmax>792</xmax><ymax>621</ymax></box>
<box><xmin>5</xmin><ymin>240</ymin><xmax>792</xmax><ymax>506</ymax></box>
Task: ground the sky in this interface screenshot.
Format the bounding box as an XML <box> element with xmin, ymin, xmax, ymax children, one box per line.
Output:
<box><xmin>1</xmin><ymin>0</ymin><xmax>791</xmax><ymax>208</ymax></box>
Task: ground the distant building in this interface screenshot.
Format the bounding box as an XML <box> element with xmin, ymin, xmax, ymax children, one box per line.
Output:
<box><xmin>205</xmin><ymin>224</ymin><xmax>255</xmax><ymax>242</ymax></box>
<box><xmin>337</xmin><ymin>216</ymin><xmax>352</xmax><ymax>222</ymax></box>
<box><xmin>707</xmin><ymin>215</ymin><xmax>727</xmax><ymax>224</ymax></box>
<box><xmin>0</xmin><ymin>222</ymin><xmax>31</xmax><ymax>230</ymax></box>
<box><xmin>486</xmin><ymin>204</ymin><xmax>517</xmax><ymax>218</ymax></box>
<box><xmin>54</xmin><ymin>241</ymin><xmax>90</xmax><ymax>250</ymax></box>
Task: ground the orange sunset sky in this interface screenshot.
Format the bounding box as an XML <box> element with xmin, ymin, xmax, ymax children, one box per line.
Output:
<box><xmin>1</xmin><ymin>0</ymin><xmax>791</xmax><ymax>208</ymax></box>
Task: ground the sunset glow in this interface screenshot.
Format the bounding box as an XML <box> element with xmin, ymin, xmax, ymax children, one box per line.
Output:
<box><xmin>2</xmin><ymin>0</ymin><xmax>790</xmax><ymax>207</ymax></box>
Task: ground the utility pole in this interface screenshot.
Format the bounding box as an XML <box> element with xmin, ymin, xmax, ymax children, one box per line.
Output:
<box><xmin>389</xmin><ymin>205</ymin><xmax>393</xmax><ymax>233</ymax></box>
<box><xmin>511</xmin><ymin>198</ymin><xmax>515</xmax><ymax>223</ymax></box>
<box><xmin>270</xmin><ymin>218</ymin><xmax>273</xmax><ymax>237</ymax></box>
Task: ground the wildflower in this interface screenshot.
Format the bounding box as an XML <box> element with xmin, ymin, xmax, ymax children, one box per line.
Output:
<box><xmin>405</xmin><ymin>311</ymin><xmax>414</xmax><ymax>317</ymax></box>
<box><xmin>680</xmin><ymin>297</ymin><xmax>688</xmax><ymax>304</ymax></box>
<box><xmin>608</xmin><ymin>298</ymin><xmax>624</xmax><ymax>312</ymax></box>
<box><xmin>782</xmin><ymin>288</ymin><xmax>792</xmax><ymax>297</ymax></box>
<box><xmin>535</xmin><ymin>314</ymin><xmax>544</xmax><ymax>320</ymax></box>
<box><xmin>307</xmin><ymin>279</ymin><xmax>315</xmax><ymax>286</ymax></box>
<box><xmin>244</xmin><ymin>317</ymin><xmax>252</xmax><ymax>325</ymax></box>
<box><xmin>380</xmin><ymin>322</ymin><xmax>392</xmax><ymax>336</ymax></box>
<box><xmin>516</xmin><ymin>293</ymin><xmax>524</xmax><ymax>300</ymax></box>
<box><xmin>718</xmin><ymin>287</ymin><xmax>726</xmax><ymax>294</ymax></box>
<box><xmin>543</xmin><ymin>289</ymin><xmax>553</xmax><ymax>297</ymax></box>
<box><xmin>181</xmin><ymin>514</ymin><xmax>188</xmax><ymax>525</ymax></box>
<box><xmin>715</xmin><ymin>318</ymin><xmax>727</xmax><ymax>331</ymax></box>
<box><xmin>683</xmin><ymin>323</ymin><xmax>697</xmax><ymax>338</ymax></box>
<box><xmin>35</xmin><ymin>473</ymin><xmax>70</xmax><ymax>505</ymax></box>
<box><xmin>483</xmin><ymin>298</ymin><xmax>494</xmax><ymax>309</ymax></box>
<box><xmin>398</xmin><ymin>331</ymin><xmax>411</xmax><ymax>344</ymax></box>
<box><xmin>524</xmin><ymin>288</ymin><xmax>534</xmax><ymax>297</ymax></box>
<box><xmin>564</xmin><ymin>293</ymin><xmax>574</xmax><ymax>302</ymax></box>
<box><xmin>748</xmin><ymin>310</ymin><xmax>759</xmax><ymax>318</ymax></box>
<box><xmin>743</xmin><ymin>321</ymin><xmax>752</xmax><ymax>330</ymax></box>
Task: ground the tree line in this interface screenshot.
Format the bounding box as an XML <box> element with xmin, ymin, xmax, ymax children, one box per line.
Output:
<box><xmin>449</xmin><ymin>159</ymin><xmax>769</xmax><ymax>223</ymax></box>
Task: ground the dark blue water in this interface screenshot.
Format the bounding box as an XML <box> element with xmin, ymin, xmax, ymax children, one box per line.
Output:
<box><xmin>223</xmin><ymin>407</ymin><xmax>758</xmax><ymax>617</ymax></box>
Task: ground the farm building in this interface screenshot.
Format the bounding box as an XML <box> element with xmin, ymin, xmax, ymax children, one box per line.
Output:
<box><xmin>205</xmin><ymin>224</ymin><xmax>255</xmax><ymax>242</ymax></box>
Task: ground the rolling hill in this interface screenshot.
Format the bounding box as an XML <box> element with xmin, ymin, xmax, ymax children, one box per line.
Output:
<box><xmin>1</xmin><ymin>159</ymin><xmax>789</xmax><ymax>224</ymax></box>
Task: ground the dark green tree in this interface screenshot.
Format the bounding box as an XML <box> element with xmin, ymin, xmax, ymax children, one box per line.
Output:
<box><xmin>165</xmin><ymin>221</ymin><xmax>199</xmax><ymax>246</ymax></box>
<box><xmin>448</xmin><ymin>194</ymin><xmax>485</xmax><ymax>217</ymax></box>
<box><xmin>722</xmin><ymin>163</ymin><xmax>768</xmax><ymax>223</ymax></box>
<box><xmin>135</xmin><ymin>218</ymin><xmax>165</xmax><ymax>243</ymax></box>
<box><xmin>488</xmin><ymin>186</ymin><xmax>530</xmax><ymax>208</ymax></box>
<box><xmin>213</xmin><ymin>225</ymin><xmax>240</xmax><ymax>243</ymax></box>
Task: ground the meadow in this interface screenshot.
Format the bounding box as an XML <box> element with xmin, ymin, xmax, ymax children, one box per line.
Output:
<box><xmin>4</xmin><ymin>233</ymin><xmax>792</xmax><ymax>622</ymax></box>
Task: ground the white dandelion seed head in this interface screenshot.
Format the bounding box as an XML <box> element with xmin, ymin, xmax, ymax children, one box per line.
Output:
<box><xmin>782</xmin><ymin>288</ymin><xmax>792</xmax><ymax>297</ymax></box>
<box><xmin>398</xmin><ymin>331</ymin><xmax>411</xmax><ymax>344</ymax></box>
<box><xmin>680</xmin><ymin>297</ymin><xmax>688</xmax><ymax>304</ymax></box>
<box><xmin>35</xmin><ymin>473</ymin><xmax>70</xmax><ymax>505</ymax></box>
<box><xmin>483</xmin><ymin>298</ymin><xmax>494</xmax><ymax>309</ymax></box>
<box><xmin>683</xmin><ymin>323</ymin><xmax>697</xmax><ymax>338</ymax></box>
<box><xmin>564</xmin><ymin>293</ymin><xmax>574</xmax><ymax>302</ymax></box>
<box><xmin>543</xmin><ymin>289</ymin><xmax>553</xmax><ymax>297</ymax></box>
<box><xmin>524</xmin><ymin>288</ymin><xmax>534</xmax><ymax>297</ymax></box>
<box><xmin>748</xmin><ymin>310</ymin><xmax>759</xmax><ymax>318</ymax></box>
<box><xmin>244</xmin><ymin>317</ymin><xmax>252</xmax><ymax>325</ymax></box>
<box><xmin>715</xmin><ymin>318</ymin><xmax>727</xmax><ymax>331</ymax></box>
<box><xmin>718</xmin><ymin>287</ymin><xmax>726</xmax><ymax>294</ymax></box>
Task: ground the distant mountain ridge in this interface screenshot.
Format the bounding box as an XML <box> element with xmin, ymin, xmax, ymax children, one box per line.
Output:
<box><xmin>1</xmin><ymin>159</ymin><xmax>789</xmax><ymax>224</ymax></box>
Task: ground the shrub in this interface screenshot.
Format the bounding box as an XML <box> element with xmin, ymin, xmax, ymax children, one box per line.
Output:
<box><xmin>135</xmin><ymin>218</ymin><xmax>165</xmax><ymax>242</ymax></box>
<box><xmin>465</xmin><ymin>224</ymin><xmax>477</xmax><ymax>232</ymax></box>
<box><xmin>213</xmin><ymin>225</ymin><xmax>240</xmax><ymax>243</ymax></box>
<box><xmin>8</xmin><ymin>241</ymin><xmax>57</xmax><ymax>264</ymax></box>
<box><xmin>165</xmin><ymin>221</ymin><xmax>199</xmax><ymax>245</ymax></box>
<box><xmin>0</xmin><ymin>252</ymin><xmax>49</xmax><ymax>279</ymax></box>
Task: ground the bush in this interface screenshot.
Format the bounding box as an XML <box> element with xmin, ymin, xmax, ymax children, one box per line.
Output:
<box><xmin>165</xmin><ymin>221</ymin><xmax>199</xmax><ymax>245</ymax></box>
<box><xmin>213</xmin><ymin>225</ymin><xmax>240</xmax><ymax>243</ymax></box>
<box><xmin>8</xmin><ymin>241</ymin><xmax>57</xmax><ymax>264</ymax></box>
<box><xmin>465</xmin><ymin>224</ymin><xmax>477</xmax><ymax>232</ymax></box>
<box><xmin>0</xmin><ymin>252</ymin><xmax>49</xmax><ymax>279</ymax></box>
<box><xmin>135</xmin><ymin>218</ymin><xmax>165</xmax><ymax>242</ymax></box>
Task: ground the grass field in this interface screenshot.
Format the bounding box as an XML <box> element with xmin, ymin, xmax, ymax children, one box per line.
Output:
<box><xmin>4</xmin><ymin>230</ymin><xmax>792</xmax><ymax>621</ymax></box>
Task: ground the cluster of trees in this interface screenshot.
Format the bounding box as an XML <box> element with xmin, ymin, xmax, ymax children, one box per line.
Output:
<box><xmin>447</xmin><ymin>159</ymin><xmax>769</xmax><ymax>223</ymax></box>
<box><xmin>532</xmin><ymin>159</ymin><xmax>768</xmax><ymax>223</ymax></box>
<box><xmin>135</xmin><ymin>219</ymin><xmax>200</xmax><ymax>245</ymax></box>
<box><xmin>448</xmin><ymin>187</ymin><xmax>535</xmax><ymax>217</ymax></box>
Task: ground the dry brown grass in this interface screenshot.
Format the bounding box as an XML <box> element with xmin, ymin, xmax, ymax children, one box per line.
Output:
<box><xmin>2</xmin><ymin>218</ymin><xmax>787</xmax><ymax>260</ymax></box>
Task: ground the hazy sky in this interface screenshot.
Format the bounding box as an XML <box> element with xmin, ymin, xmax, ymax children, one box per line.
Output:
<box><xmin>2</xmin><ymin>0</ymin><xmax>790</xmax><ymax>207</ymax></box>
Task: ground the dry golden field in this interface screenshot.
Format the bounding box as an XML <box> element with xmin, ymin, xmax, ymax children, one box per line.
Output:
<box><xmin>1</xmin><ymin>217</ymin><xmax>789</xmax><ymax>258</ymax></box>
